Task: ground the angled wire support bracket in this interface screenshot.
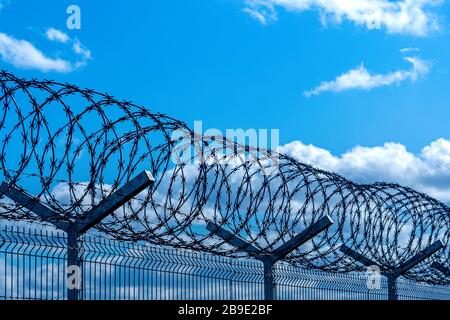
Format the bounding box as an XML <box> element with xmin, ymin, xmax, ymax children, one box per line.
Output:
<box><xmin>0</xmin><ymin>170</ymin><xmax>155</xmax><ymax>300</ymax></box>
<box><xmin>207</xmin><ymin>215</ymin><xmax>334</xmax><ymax>300</ymax></box>
<box><xmin>206</xmin><ymin>222</ymin><xmax>261</xmax><ymax>256</ymax></box>
<box><xmin>207</xmin><ymin>215</ymin><xmax>333</xmax><ymax>263</ymax></box>
<box><xmin>0</xmin><ymin>170</ymin><xmax>155</xmax><ymax>235</ymax></box>
<box><xmin>393</xmin><ymin>240</ymin><xmax>445</xmax><ymax>277</ymax></box>
<box><xmin>74</xmin><ymin>171</ymin><xmax>155</xmax><ymax>235</ymax></box>
<box><xmin>0</xmin><ymin>182</ymin><xmax>69</xmax><ymax>231</ymax></box>
<box><xmin>340</xmin><ymin>240</ymin><xmax>444</xmax><ymax>300</ymax></box>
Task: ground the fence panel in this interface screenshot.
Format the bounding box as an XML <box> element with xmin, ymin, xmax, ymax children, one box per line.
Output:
<box><xmin>80</xmin><ymin>235</ymin><xmax>264</xmax><ymax>300</ymax></box>
<box><xmin>0</xmin><ymin>227</ymin><xmax>67</xmax><ymax>300</ymax></box>
<box><xmin>1</xmin><ymin>227</ymin><xmax>449</xmax><ymax>300</ymax></box>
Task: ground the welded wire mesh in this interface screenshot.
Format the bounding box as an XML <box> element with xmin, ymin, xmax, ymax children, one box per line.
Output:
<box><xmin>1</xmin><ymin>226</ymin><xmax>449</xmax><ymax>300</ymax></box>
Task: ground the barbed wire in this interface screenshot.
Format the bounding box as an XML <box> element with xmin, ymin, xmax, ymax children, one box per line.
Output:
<box><xmin>0</xmin><ymin>71</ymin><xmax>449</xmax><ymax>285</ymax></box>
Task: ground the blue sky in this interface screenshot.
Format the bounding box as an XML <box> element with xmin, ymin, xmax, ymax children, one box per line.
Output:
<box><xmin>2</xmin><ymin>0</ymin><xmax>450</xmax><ymax>201</ymax></box>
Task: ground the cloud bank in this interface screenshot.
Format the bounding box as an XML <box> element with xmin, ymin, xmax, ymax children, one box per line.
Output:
<box><xmin>244</xmin><ymin>0</ymin><xmax>443</xmax><ymax>36</ymax></box>
<box><xmin>304</xmin><ymin>56</ymin><xmax>430</xmax><ymax>96</ymax></box>
<box><xmin>279</xmin><ymin>138</ymin><xmax>450</xmax><ymax>203</ymax></box>
<box><xmin>0</xmin><ymin>28</ymin><xmax>91</xmax><ymax>73</ymax></box>
<box><xmin>0</xmin><ymin>32</ymin><xmax>73</xmax><ymax>72</ymax></box>
<box><xmin>44</xmin><ymin>138</ymin><xmax>450</xmax><ymax>207</ymax></box>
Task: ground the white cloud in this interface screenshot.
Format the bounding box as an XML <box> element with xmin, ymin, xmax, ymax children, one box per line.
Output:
<box><xmin>73</xmin><ymin>39</ymin><xmax>91</xmax><ymax>59</ymax></box>
<box><xmin>46</xmin><ymin>28</ymin><xmax>69</xmax><ymax>43</ymax></box>
<box><xmin>243</xmin><ymin>6</ymin><xmax>276</xmax><ymax>24</ymax></box>
<box><xmin>244</xmin><ymin>0</ymin><xmax>443</xmax><ymax>36</ymax></box>
<box><xmin>278</xmin><ymin>138</ymin><xmax>450</xmax><ymax>203</ymax></box>
<box><xmin>303</xmin><ymin>56</ymin><xmax>430</xmax><ymax>96</ymax></box>
<box><xmin>400</xmin><ymin>47</ymin><xmax>420</xmax><ymax>54</ymax></box>
<box><xmin>46</xmin><ymin>27</ymin><xmax>91</xmax><ymax>61</ymax></box>
<box><xmin>0</xmin><ymin>29</ymin><xmax>91</xmax><ymax>73</ymax></box>
<box><xmin>0</xmin><ymin>32</ymin><xmax>73</xmax><ymax>72</ymax></box>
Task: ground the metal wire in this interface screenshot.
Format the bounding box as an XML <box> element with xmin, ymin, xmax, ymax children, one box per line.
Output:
<box><xmin>1</xmin><ymin>71</ymin><xmax>450</xmax><ymax>286</ymax></box>
<box><xmin>1</xmin><ymin>227</ymin><xmax>449</xmax><ymax>300</ymax></box>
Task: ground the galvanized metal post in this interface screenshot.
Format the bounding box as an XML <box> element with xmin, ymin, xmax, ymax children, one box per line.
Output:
<box><xmin>0</xmin><ymin>171</ymin><xmax>155</xmax><ymax>301</ymax></box>
<box><xmin>207</xmin><ymin>215</ymin><xmax>333</xmax><ymax>301</ymax></box>
<box><xmin>263</xmin><ymin>259</ymin><xmax>275</xmax><ymax>300</ymax></box>
<box><xmin>340</xmin><ymin>240</ymin><xmax>444</xmax><ymax>301</ymax></box>
<box><xmin>387</xmin><ymin>274</ymin><xmax>398</xmax><ymax>301</ymax></box>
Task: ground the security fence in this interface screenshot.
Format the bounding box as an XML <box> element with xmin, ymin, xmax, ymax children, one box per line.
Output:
<box><xmin>2</xmin><ymin>71</ymin><xmax>450</xmax><ymax>301</ymax></box>
<box><xmin>1</xmin><ymin>226</ymin><xmax>449</xmax><ymax>300</ymax></box>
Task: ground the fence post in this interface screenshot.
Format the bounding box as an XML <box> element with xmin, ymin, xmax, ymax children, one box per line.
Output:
<box><xmin>262</xmin><ymin>258</ymin><xmax>275</xmax><ymax>300</ymax></box>
<box><xmin>340</xmin><ymin>240</ymin><xmax>444</xmax><ymax>300</ymax></box>
<box><xmin>0</xmin><ymin>171</ymin><xmax>155</xmax><ymax>301</ymax></box>
<box><xmin>387</xmin><ymin>274</ymin><xmax>398</xmax><ymax>301</ymax></box>
<box><xmin>207</xmin><ymin>215</ymin><xmax>333</xmax><ymax>300</ymax></box>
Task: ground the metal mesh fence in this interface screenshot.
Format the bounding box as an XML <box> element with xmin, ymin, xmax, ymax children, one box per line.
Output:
<box><xmin>1</xmin><ymin>226</ymin><xmax>449</xmax><ymax>300</ymax></box>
